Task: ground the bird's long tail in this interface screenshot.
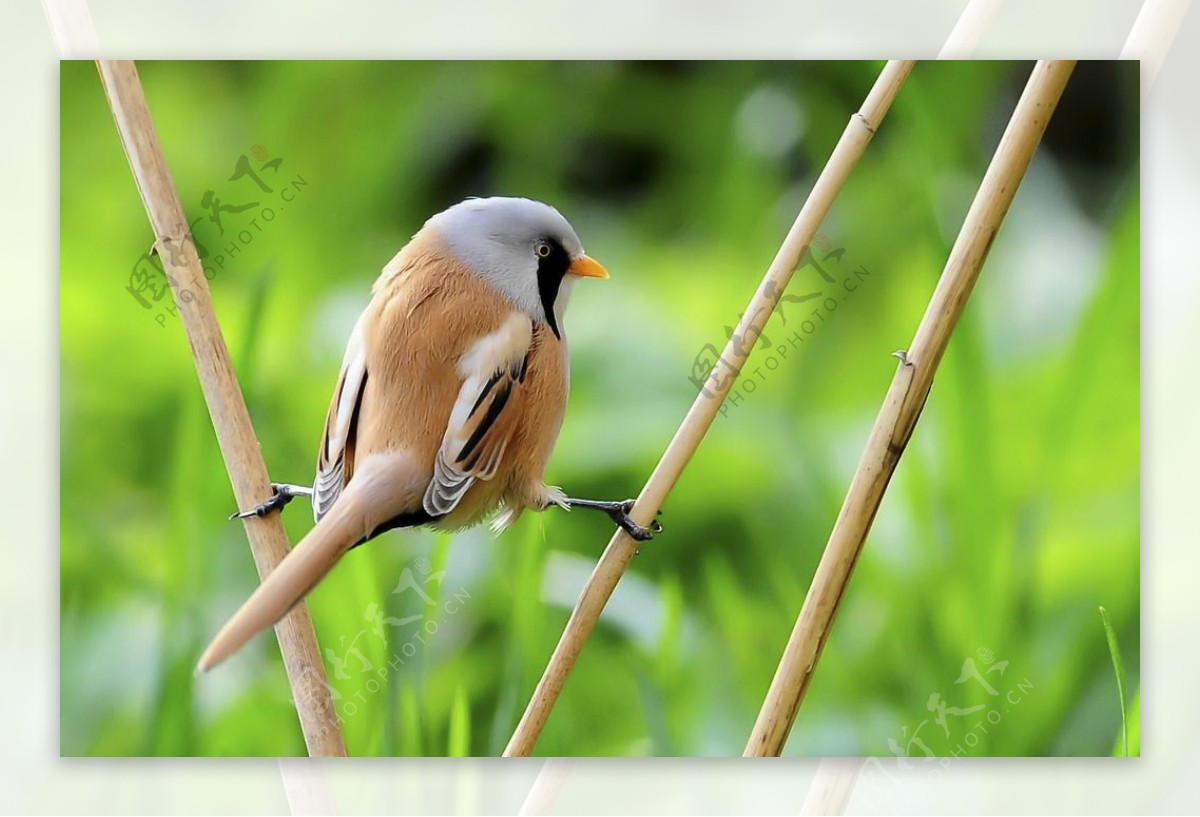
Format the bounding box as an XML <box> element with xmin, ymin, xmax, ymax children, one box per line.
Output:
<box><xmin>197</xmin><ymin>479</ymin><xmax>379</xmax><ymax>673</ymax></box>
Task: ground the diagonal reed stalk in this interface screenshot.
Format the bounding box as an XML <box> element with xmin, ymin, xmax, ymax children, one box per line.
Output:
<box><xmin>743</xmin><ymin>59</ymin><xmax>1076</xmax><ymax>757</ymax></box>
<box><xmin>503</xmin><ymin>59</ymin><xmax>916</xmax><ymax>757</ymax></box>
<box><xmin>96</xmin><ymin>60</ymin><xmax>347</xmax><ymax>757</ymax></box>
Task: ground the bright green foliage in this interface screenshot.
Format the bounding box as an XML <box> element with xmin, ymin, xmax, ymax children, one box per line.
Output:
<box><xmin>60</xmin><ymin>60</ymin><xmax>1139</xmax><ymax>756</ymax></box>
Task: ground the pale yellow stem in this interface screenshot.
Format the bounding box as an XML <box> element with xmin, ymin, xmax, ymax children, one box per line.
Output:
<box><xmin>743</xmin><ymin>59</ymin><xmax>1076</xmax><ymax>758</ymax></box>
<box><xmin>503</xmin><ymin>60</ymin><xmax>917</xmax><ymax>757</ymax></box>
<box><xmin>96</xmin><ymin>59</ymin><xmax>347</xmax><ymax>757</ymax></box>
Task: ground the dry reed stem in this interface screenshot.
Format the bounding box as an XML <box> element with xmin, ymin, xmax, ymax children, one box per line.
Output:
<box><xmin>96</xmin><ymin>59</ymin><xmax>347</xmax><ymax>757</ymax></box>
<box><xmin>502</xmin><ymin>60</ymin><xmax>916</xmax><ymax>757</ymax></box>
<box><xmin>743</xmin><ymin>59</ymin><xmax>1076</xmax><ymax>758</ymax></box>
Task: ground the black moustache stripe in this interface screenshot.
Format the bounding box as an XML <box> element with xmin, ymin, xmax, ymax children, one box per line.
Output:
<box><xmin>536</xmin><ymin>239</ymin><xmax>572</xmax><ymax>339</ymax></box>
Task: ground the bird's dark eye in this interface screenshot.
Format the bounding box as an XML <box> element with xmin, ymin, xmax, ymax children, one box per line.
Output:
<box><xmin>535</xmin><ymin>241</ymin><xmax>552</xmax><ymax>258</ymax></box>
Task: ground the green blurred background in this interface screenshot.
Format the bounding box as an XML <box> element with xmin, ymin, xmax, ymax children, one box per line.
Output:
<box><xmin>59</xmin><ymin>60</ymin><xmax>1139</xmax><ymax>757</ymax></box>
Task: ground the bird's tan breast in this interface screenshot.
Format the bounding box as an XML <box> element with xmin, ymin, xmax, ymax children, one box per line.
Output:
<box><xmin>354</xmin><ymin>229</ymin><xmax>568</xmax><ymax>523</ymax></box>
<box><xmin>503</xmin><ymin>322</ymin><xmax>568</xmax><ymax>500</ymax></box>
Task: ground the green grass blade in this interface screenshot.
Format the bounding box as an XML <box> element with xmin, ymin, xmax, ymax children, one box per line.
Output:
<box><xmin>1126</xmin><ymin>689</ymin><xmax>1140</xmax><ymax>757</ymax></box>
<box><xmin>399</xmin><ymin>681</ymin><xmax>423</xmax><ymax>756</ymax></box>
<box><xmin>1098</xmin><ymin>606</ymin><xmax>1128</xmax><ymax>756</ymax></box>
<box><xmin>448</xmin><ymin>684</ymin><xmax>471</xmax><ymax>757</ymax></box>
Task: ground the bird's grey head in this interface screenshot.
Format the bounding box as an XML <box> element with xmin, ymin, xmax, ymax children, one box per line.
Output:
<box><xmin>426</xmin><ymin>197</ymin><xmax>608</xmax><ymax>338</ymax></box>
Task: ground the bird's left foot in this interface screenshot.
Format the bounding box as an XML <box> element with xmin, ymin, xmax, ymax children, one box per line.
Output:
<box><xmin>564</xmin><ymin>497</ymin><xmax>663</xmax><ymax>542</ymax></box>
<box><xmin>229</xmin><ymin>483</ymin><xmax>313</xmax><ymax>520</ymax></box>
<box><xmin>609</xmin><ymin>499</ymin><xmax>662</xmax><ymax>542</ymax></box>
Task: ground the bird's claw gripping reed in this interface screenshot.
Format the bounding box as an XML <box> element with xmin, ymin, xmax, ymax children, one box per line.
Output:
<box><xmin>563</xmin><ymin>497</ymin><xmax>663</xmax><ymax>542</ymax></box>
<box><xmin>229</xmin><ymin>483</ymin><xmax>314</xmax><ymax>520</ymax></box>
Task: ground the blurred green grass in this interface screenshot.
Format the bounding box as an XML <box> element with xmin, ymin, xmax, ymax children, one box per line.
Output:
<box><xmin>59</xmin><ymin>60</ymin><xmax>1139</xmax><ymax>757</ymax></box>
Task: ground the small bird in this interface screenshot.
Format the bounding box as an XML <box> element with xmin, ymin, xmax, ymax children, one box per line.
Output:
<box><xmin>198</xmin><ymin>197</ymin><xmax>659</xmax><ymax>672</ymax></box>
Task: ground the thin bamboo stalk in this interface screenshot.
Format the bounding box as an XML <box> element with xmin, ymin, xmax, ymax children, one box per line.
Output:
<box><xmin>502</xmin><ymin>59</ymin><xmax>916</xmax><ymax>757</ymax></box>
<box><xmin>743</xmin><ymin>59</ymin><xmax>1076</xmax><ymax>758</ymax></box>
<box><xmin>96</xmin><ymin>60</ymin><xmax>347</xmax><ymax>757</ymax></box>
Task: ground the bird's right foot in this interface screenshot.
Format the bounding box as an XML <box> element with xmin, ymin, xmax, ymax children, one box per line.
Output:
<box><xmin>562</xmin><ymin>497</ymin><xmax>663</xmax><ymax>542</ymax></box>
<box><xmin>229</xmin><ymin>483</ymin><xmax>313</xmax><ymax>520</ymax></box>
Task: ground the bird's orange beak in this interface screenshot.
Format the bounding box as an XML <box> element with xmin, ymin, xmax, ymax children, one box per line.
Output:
<box><xmin>569</xmin><ymin>255</ymin><xmax>609</xmax><ymax>279</ymax></box>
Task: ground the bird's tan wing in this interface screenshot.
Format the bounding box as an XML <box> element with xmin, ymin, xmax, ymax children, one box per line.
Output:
<box><xmin>313</xmin><ymin>313</ymin><xmax>369</xmax><ymax>521</ymax></box>
<box><xmin>423</xmin><ymin>314</ymin><xmax>533</xmax><ymax>517</ymax></box>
